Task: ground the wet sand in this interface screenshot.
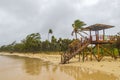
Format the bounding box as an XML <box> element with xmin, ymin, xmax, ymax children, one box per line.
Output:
<box><xmin>0</xmin><ymin>52</ymin><xmax>120</xmax><ymax>79</ymax></box>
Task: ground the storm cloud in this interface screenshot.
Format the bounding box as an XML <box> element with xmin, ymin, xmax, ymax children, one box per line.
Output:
<box><xmin>0</xmin><ymin>0</ymin><xmax>120</xmax><ymax>45</ymax></box>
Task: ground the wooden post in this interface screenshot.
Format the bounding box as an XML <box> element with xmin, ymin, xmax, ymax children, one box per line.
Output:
<box><xmin>82</xmin><ymin>50</ymin><xmax>85</xmax><ymax>62</ymax></box>
<box><xmin>90</xmin><ymin>44</ymin><xmax>93</xmax><ymax>61</ymax></box>
<box><xmin>96</xmin><ymin>30</ymin><xmax>99</xmax><ymax>41</ymax></box>
<box><xmin>103</xmin><ymin>29</ymin><xmax>105</xmax><ymax>40</ymax></box>
<box><xmin>97</xmin><ymin>44</ymin><xmax>100</xmax><ymax>62</ymax></box>
<box><xmin>90</xmin><ymin>29</ymin><xmax>92</xmax><ymax>42</ymax></box>
<box><xmin>95</xmin><ymin>31</ymin><xmax>98</xmax><ymax>41</ymax></box>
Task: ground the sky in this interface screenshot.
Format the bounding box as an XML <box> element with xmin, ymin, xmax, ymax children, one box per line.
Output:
<box><xmin>0</xmin><ymin>0</ymin><xmax>120</xmax><ymax>45</ymax></box>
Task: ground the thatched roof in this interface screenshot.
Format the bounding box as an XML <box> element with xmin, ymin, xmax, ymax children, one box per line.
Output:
<box><xmin>82</xmin><ymin>24</ymin><xmax>114</xmax><ymax>31</ymax></box>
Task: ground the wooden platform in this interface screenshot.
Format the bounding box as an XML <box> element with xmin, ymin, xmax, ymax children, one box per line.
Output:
<box><xmin>91</xmin><ymin>40</ymin><xmax>115</xmax><ymax>44</ymax></box>
<box><xmin>61</xmin><ymin>24</ymin><xmax>116</xmax><ymax>64</ymax></box>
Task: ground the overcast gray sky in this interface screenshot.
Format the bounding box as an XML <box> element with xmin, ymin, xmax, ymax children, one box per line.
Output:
<box><xmin>0</xmin><ymin>0</ymin><xmax>120</xmax><ymax>45</ymax></box>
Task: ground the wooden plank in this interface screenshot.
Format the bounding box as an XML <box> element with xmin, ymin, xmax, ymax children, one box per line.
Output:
<box><xmin>61</xmin><ymin>40</ymin><xmax>90</xmax><ymax>64</ymax></box>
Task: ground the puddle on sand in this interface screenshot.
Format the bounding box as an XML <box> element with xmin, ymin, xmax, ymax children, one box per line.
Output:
<box><xmin>0</xmin><ymin>55</ymin><xmax>119</xmax><ymax>80</ymax></box>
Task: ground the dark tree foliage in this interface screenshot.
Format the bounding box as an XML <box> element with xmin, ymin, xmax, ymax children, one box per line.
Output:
<box><xmin>22</xmin><ymin>33</ymin><xmax>41</xmax><ymax>53</ymax></box>
<box><xmin>0</xmin><ymin>33</ymin><xmax>72</xmax><ymax>53</ymax></box>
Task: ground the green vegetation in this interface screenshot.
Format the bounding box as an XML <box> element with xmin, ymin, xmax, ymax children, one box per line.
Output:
<box><xmin>0</xmin><ymin>20</ymin><xmax>119</xmax><ymax>57</ymax></box>
<box><xmin>0</xmin><ymin>32</ymin><xmax>72</xmax><ymax>53</ymax></box>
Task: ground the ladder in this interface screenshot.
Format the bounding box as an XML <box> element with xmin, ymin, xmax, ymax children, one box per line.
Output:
<box><xmin>61</xmin><ymin>38</ymin><xmax>90</xmax><ymax>64</ymax></box>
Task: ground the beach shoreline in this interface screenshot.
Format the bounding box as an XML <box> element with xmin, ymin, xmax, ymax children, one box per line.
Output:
<box><xmin>0</xmin><ymin>52</ymin><xmax>120</xmax><ymax>79</ymax></box>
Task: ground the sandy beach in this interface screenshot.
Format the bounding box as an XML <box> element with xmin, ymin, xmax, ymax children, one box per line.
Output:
<box><xmin>0</xmin><ymin>52</ymin><xmax>120</xmax><ymax>79</ymax></box>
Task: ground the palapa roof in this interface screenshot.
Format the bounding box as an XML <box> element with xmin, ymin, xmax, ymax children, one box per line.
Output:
<box><xmin>82</xmin><ymin>24</ymin><xmax>114</xmax><ymax>31</ymax></box>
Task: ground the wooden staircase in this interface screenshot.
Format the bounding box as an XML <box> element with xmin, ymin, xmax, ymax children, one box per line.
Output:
<box><xmin>61</xmin><ymin>38</ymin><xmax>90</xmax><ymax>64</ymax></box>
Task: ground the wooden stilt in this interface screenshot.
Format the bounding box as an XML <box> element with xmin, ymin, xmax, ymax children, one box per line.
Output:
<box><xmin>89</xmin><ymin>30</ymin><xmax>92</xmax><ymax>61</ymax></box>
<box><xmin>82</xmin><ymin>50</ymin><xmax>85</xmax><ymax>62</ymax></box>
<box><xmin>97</xmin><ymin>44</ymin><xmax>100</xmax><ymax>62</ymax></box>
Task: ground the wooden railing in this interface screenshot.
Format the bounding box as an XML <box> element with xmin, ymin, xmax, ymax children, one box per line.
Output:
<box><xmin>90</xmin><ymin>35</ymin><xmax>116</xmax><ymax>42</ymax></box>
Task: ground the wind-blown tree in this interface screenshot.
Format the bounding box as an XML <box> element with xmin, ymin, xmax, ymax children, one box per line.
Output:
<box><xmin>0</xmin><ymin>32</ymin><xmax>75</xmax><ymax>53</ymax></box>
<box><xmin>48</xmin><ymin>29</ymin><xmax>53</xmax><ymax>41</ymax></box>
<box><xmin>22</xmin><ymin>33</ymin><xmax>41</xmax><ymax>53</ymax></box>
<box><xmin>71</xmin><ymin>19</ymin><xmax>87</xmax><ymax>39</ymax></box>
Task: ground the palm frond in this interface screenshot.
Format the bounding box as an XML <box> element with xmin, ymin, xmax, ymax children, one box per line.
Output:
<box><xmin>79</xmin><ymin>30</ymin><xmax>88</xmax><ymax>35</ymax></box>
<box><xmin>78</xmin><ymin>32</ymin><xmax>84</xmax><ymax>38</ymax></box>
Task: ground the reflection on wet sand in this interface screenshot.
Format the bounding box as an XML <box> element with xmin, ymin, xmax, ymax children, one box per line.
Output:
<box><xmin>60</xmin><ymin>66</ymin><xmax>118</xmax><ymax>80</ymax></box>
<box><xmin>22</xmin><ymin>57</ymin><xmax>118</xmax><ymax>80</ymax></box>
<box><xmin>0</xmin><ymin>55</ymin><xmax>118</xmax><ymax>80</ymax></box>
<box><xmin>23</xmin><ymin>58</ymin><xmax>42</xmax><ymax>75</ymax></box>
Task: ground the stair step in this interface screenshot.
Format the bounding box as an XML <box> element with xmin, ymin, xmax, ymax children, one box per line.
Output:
<box><xmin>61</xmin><ymin>40</ymin><xmax>90</xmax><ymax>64</ymax></box>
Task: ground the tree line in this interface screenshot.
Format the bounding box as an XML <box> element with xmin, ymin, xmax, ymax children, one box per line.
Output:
<box><xmin>0</xmin><ymin>32</ymin><xmax>73</xmax><ymax>53</ymax></box>
<box><xmin>0</xmin><ymin>20</ymin><xmax>120</xmax><ymax>55</ymax></box>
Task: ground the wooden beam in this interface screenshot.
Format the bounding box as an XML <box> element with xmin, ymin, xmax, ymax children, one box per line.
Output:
<box><xmin>97</xmin><ymin>44</ymin><xmax>100</xmax><ymax>61</ymax></box>
<box><xmin>90</xmin><ymin>29</ymin><xmax>92</xmax><ymax>42</ymax></box>
<box><xmin>82</xmin><ymin>50</ymin><xmax>85</xmax><ymax>62</ymax></box>
<box><xmin>99</xmin><ymin>45</ymin><xmax>117</xmax><ymax>59</ymax></box>
<box><xmin>95</xmin><ymin>30</ymin><xmax>99</xmax><ymax>41</ymax></box>
<box><xmin>90</xmin><ymin>45</ymin><xmax>93</xmax><ymax>61</ymax></box>
<box><xmin>90</xmin><ymin>45</ymin><xmax>100</xmax><ymax>62</ymax></box>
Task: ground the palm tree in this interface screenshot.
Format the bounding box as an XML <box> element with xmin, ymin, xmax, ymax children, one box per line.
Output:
<box><xmin>71</xmin><ymin>19</ymin><xmax>87</xmax><ymax>39</ymax></box>
<box><xmin>48</xmin><ymin>29</ymin><xmax>53</xmax><ymax>41</ymax></box>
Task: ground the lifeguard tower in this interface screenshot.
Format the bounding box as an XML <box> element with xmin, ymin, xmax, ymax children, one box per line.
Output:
<box><xmin>61</xmin><ymin>24</ymin><xmax>116</xmax><ymax>64</ymax></box>
<box><xmin>83</xmin><ymin>24</ymin><xmax>116</xmax><ymax>62</ymax></box>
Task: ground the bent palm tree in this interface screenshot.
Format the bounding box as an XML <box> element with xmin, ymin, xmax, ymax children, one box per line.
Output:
<box><xmin>71</xmin><ymin>19</ymin><xmax>87</xmax><ymax>39</ymax></box>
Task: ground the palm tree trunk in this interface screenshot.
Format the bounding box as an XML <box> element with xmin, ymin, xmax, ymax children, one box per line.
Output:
<box><xmin>48</xmin><ymin>33</ymin><xmax>49</xmax><ymax>41</ymax></box>
<box><xmin>75</xmin><ymin>33</ymin><xmax>77</xmax><ymax>39</ymax></box>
